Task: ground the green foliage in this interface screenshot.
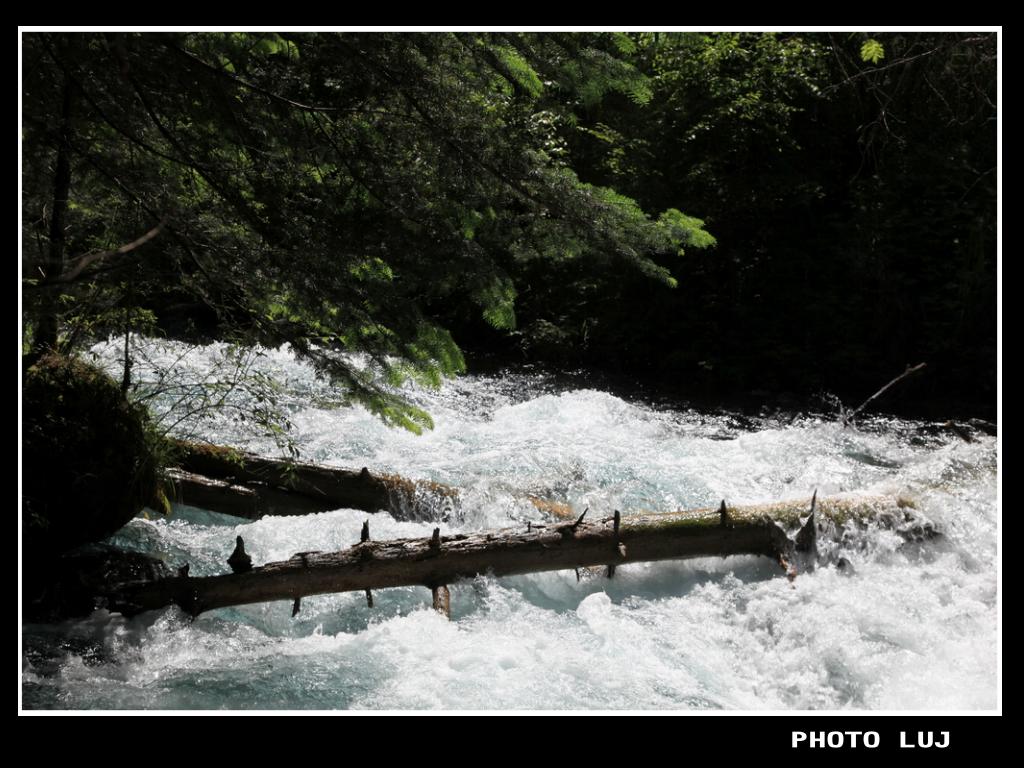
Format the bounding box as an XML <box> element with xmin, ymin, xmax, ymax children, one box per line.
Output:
<box><xmin>22</xmin><ymin>31</ymin><xmax>707</xmax><ymax>434</ymax></box>
<box><xmin>484</xmin><ymin>30</ymin><xmax>993</xmax><ymax>413</ymax></box>
<box><xmin>23</xmin><ymin>31</ymin><xmax>992</xmax><ymax>427</ymax></box>
<box><xmin>860</xmin><ymin>38</ymin><xmax>885</xmax><ymax>64</ymax></box>
<box><xmin>657</xmin><ymin>209</ymin><xmax>717</xmax><ymax>253</ymax></box>
<box><xmin>567</xmin><ymin>48</ymin><xmax>653</xmax><ymax>106</ymax></box>
<box><xmin>491</xmin><ymin>45</ymin><xmax>544</xmax><ymax>97</ymax></box>
<box><xmin>348</xmin><ymin>257</ymin><xmax>394</xmax><ymax>282</ymax></box>
<box><xmin>610</xmin><ymin>33</ymin><xmax>637</xmax><ymax>56</ymax></box>
<box><xmin>476</xmin><ymin>276</ymin><xmax>518</xmax><ymax>330</ymax></box>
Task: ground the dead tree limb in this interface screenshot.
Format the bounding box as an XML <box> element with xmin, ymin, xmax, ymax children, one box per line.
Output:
<box><xmin>167</xmin><ymin>440</ymin><xmax>574</xmax><ymax>522</ymax></box>
<box><xmin>168</xmin><ymin>440</ymin><xmax>459</xmax><ymax>520</ymax></box>
<box><xmin>53</xmin><ymin>218</ymin><xmax>167</xmax><ymax>284</ymax></box>
<box><xmin>842</xmin><ymin>363</ymin><xmax>927</xmax><ymax>426</ymax></box>
<box><xmin>104</xmin><ymin>495</ymin><xmax>926</xmax><ymax>618</ymax></box>
<box><xmin>168</xmin><ymin>469</ymin><xmax>297</xmax><ymax>519</ymax></box>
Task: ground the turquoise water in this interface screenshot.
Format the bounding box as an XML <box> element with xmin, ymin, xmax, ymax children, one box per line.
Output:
<box><xmin>21</xmin><ymin>341</ymin><xmax>999</xmax><ymax>710</ymax></box>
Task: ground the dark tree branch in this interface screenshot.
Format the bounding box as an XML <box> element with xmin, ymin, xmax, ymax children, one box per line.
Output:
<box><xmin>843</xmin><ymin>363</ymin><xmax>928</xmax><ymax>426</ymax></box>
<box><xmin>49</xmin><ymin>218</ymin><xmax>167</xmax><ymax>285</ymax></box>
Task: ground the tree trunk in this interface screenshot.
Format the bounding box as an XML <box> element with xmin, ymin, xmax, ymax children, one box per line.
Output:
<box><xmin>168</xmin><ymin>440</ymin><xmax>573</xmax><ymax>521</ymax></box>
<box><xmin>167</xmin><ymin>468</ymin><xmax>342</xmax><ymax>519</ymax></box>
<box><xmin>169</xmin><ymin>440</ymin><xmax>459</xmax><ymax>520</ymax></box>
<box><xmin>34</xmin><ymin>66</ymin><xmax>74</xmax><ymax>352</ymax></box>
<box><xmin>104</xmin><ymin>495</ymin><xmax>926</xmax><ymax>618</ymax></box>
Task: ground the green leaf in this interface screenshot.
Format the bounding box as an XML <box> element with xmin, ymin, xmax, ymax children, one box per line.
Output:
<box><xmin>476</xmin><ymin>276</ymin><xmax>518</xmax><ymax>330</ymax></box>
<box><xmin>493</xmin><ymin>45</ymin><xmax>544</xmax><ymax>97</ymax></box>
<box><xmin>658</xmin><ymin>209</ymin><xmax>717</xmax><ymax>252</ymax></box>
<box><xmin>610</xmin><ymin>33</ymin><xmax>637</xmax><ymax>56</ymax></box>
<box><xmin>860</xmin><ymin>39</ymin><xmax>885</xmax><ymax>65</ymax></box>
<box><xmin>252</xmin><ymin>33</ymin><xmax>300</xmax><ymax>60</ymax></box>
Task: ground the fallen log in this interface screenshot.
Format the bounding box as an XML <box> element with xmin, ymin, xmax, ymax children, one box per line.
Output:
<box><xmin>167</xmin><ymin>468</ymin><xmax>320</xmax><ymax>519</ymax></box>
<box><xmin>168</xmin><ymin>440</ymin><xmax>460</xmax><ymax>520</ymax></box>
<box><xmin>103</xmin><ymin>494</ymin><xmax>929</xmax><ymax>618</ymax></box>
<box><xmin>167</xmin><ymin>439</ymin><xmax>576</xmax><ymax>522</ymax></box>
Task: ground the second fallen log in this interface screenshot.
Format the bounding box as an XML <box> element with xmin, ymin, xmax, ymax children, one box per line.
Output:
<box><xmin>169</xmin><ymin>440</ymin><xmax>459</xmax><ymax>520</ymax></box>
<box><xmin>167</xmin><ymin>439</ymin><xmax>577</xmax><ymax>522</ymax></box>
<box><xmin>104</xmin><ymin>495</ymin><xmax>926</xmax><ymax>618</ymax></box>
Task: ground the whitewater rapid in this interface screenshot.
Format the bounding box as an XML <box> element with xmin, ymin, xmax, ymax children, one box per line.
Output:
<box><xmin>22</xmin><ymin>341</ymin><xmax>999</xmax><ymax>709</ymax></box>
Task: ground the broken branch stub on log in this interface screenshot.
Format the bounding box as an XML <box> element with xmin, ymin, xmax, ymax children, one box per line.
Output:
<box><xmin>431</xmin><ymin>585</ymin><xmax>451</xmax><ymax>619</ymax></box>
<box><xmin>104</xmin><ymin>495</ymin><xmax>928</xmax><ymax>618</ymax></box>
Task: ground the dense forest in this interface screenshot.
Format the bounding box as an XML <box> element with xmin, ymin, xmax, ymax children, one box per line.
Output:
<box><xmin>23</xmin><ymin>32</ymin><xmax>997</xmax><ymax>425</ymax></box>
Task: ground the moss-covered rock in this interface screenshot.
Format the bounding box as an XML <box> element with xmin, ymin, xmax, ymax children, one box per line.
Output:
<box><xmin>22</xmin><ymin>354</ymin><xmax>161</xmax><ymax>557</ymax></box>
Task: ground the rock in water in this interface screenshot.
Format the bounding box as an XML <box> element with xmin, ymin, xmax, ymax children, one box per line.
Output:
<box><xmin>22</xmin><ymin>354</ymin><xmax>161</xmax><ymax>557</ymax></box>
<box><xmin>23</xmin><ymin>544</ymin><xmax>170</xmax><ymax>621</ymax></box>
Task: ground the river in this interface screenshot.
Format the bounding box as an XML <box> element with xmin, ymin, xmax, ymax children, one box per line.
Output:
<box><xmin>21</xmin><ymin>340</ymin><xmax>999</xmax><ymax>710</ymax></box>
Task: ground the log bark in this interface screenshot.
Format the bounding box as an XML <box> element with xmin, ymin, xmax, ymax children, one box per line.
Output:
<box><xmin>169</xmin><ymin>440</ymin><xmax>459</xmax><ymax>520</ymax></box>
<box><xmin>103</xmin><ymin>495</ymin><xmax>926</xmax><ymax>618</ymax></box>
<box><xmin>168</xmin><ymin>440</ymin><xmax>574</xmax><ymax>521</ymax></box>
<box><xmin>167</xmin><ymin>468</ymin><xmax>333</xmax><ymax>519</ymax></box>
